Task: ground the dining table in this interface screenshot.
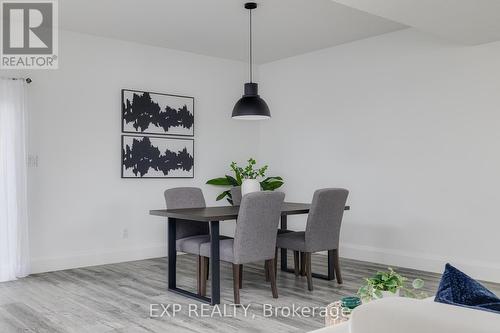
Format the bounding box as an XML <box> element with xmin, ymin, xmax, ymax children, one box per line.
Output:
<box><xmin>150</xmin><ymin>202</ymin><xmax>350</xmax><ymax>305</ymax></box>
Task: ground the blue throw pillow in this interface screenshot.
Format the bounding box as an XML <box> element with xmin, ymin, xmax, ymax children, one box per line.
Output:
<box><xmin>435</xmin><ymin>263</ymin><xmax>500</xmax><ymax>314</ymax></box>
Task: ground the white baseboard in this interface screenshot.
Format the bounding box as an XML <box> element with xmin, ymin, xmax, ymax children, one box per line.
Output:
<box><xmin>338</xmin><ymin>242</ymin><xmax>500</xmax><ymax>283</ymax></box>
<box><xmin>31</xmin><ymin>242</ymin><xmax>500</xmax><ymax>284</ymax></box>
<box><xmin>30</xmin><ymin>244</ymin><xmax>167</xmax><ymax>274</ymax></box>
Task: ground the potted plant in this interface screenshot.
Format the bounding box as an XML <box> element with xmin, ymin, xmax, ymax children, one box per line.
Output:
<box><xmin>233</xmin><ymin>158</ymin><xmax>267</xmax><ymax>196</ymax></box>
<box><xmin>206</xmin><ymin>158</ymin><xmax>284</xmax><ymax>204</ymax></box>
<box><xmin>357</xmin><ymin>267</ymin><xmax>426</xmax><ymax>303</ymax></box>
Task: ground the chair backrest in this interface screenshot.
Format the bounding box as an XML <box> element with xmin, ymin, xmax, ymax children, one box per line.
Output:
<box><xmin>233</xmin><ymin>191</ymin><xmax>285</xmax><ymax>264</ymax></box>
<box><xmin>230</xmin><ymin>186</ymin><xmax>242</xmax><ymax>206</ymax></box>
<box><xmin>164</xmin><ymin>187</ymin><xmax>209</xmax><ymax>239</ymax></box>
<box><xmin>305</xmin><ymin>188</ymin><xmax>349</xmax><ymax>252</ymax></box>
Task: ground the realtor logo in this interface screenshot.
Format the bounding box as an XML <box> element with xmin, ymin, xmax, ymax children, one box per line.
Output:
<box><xmin>1</xmin><ymin>0</ymin><xmax>58</xmax><ymax>69</ymax></box>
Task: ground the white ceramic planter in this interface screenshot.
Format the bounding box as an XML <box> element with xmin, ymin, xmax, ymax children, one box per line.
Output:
<box><xmin>241</xmin><ymin>179</ymin><xmax>261</xmax><ymax>197</ymax></box>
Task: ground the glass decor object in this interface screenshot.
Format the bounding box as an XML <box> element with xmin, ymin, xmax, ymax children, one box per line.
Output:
<box><xmin>325</xmin><ymin>301</ymin><xmax>351</xmax><ymax>327</ymax></box>
<box><xmin>341</xmin><ymin>296</ymin><xmax>362</xmax><ymax>310</ymax></box>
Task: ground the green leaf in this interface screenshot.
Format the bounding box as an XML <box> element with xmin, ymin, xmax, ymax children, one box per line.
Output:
<box><xmin>266</xmin><ymin>181</ymin><xmax>284</xmax><ymax>190</ymax></box>
<box><xmin>261</xmin><ymin>182</ymin><xmax>283</xmax><ymax>191</ymax></box>
<box><xmin>233</xmin><ymin>168</ymin><xmax>242</xmax><ymax>184</ymax></box>
<box><xmin>387</xmin><ymin>287</ymin><xmax>397</xmax><ymax>293</ymax></box>
<box><xmin>225</xmin><ymin>175</ymin><xmax>239</xmax><ymax>186</ymax></box>
<box><xmin>206</xmin><ymin>177</ymin><xmax>232</xmax><ymax>186</ymax></box>
<box><xmin>216</xmin><ymin>190</ymin><xmax>230</xmax><ymax>201</ymax></box>
<box><xmin>385</xmin><ymin>279</ymin><xmax>398</xmax><ymax>287</ymax></box>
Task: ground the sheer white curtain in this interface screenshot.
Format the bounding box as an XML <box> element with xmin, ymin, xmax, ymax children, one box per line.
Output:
<box><xmin>0</xmin><ymin>78</ymin><xmax>30</xmax><ymax>282</ymax></box>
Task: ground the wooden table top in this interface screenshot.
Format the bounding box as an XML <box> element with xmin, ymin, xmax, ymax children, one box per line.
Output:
<box><xmin>150</xmin><ymin>202</ymin><xmax>350</xmax><ymax>222</ymax></box>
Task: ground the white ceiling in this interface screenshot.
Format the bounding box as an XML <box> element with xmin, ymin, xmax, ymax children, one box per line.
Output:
<box><xmin>332</xmin><ymin>0</ymin><xmax>500</xmax><ymax>45</ymax></box>
<box><xmin>59</xmin><ymin>0</ymin><xmax>405</xmax><ymax>64</ymax></box>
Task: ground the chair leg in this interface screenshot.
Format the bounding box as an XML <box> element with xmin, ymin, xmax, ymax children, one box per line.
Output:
<box><xmin>333</xmin><ymin>249</ymin><xmax>343</xmax><ymax>284</ymax></box>
<box><xmin>200</xmin><ymin>257</ymin><xmax>208</xmax><ymax>296</ymax></box>
<box><xmin>300</xmin><ymin>252</ymin><xmax>306</xmax><ymax>276</ymax></box>
<box><xmin>239</xmin><ymin>265</ymin><xmax>243</xmax><ymax>289</ymax></box>
<box><xmin>305</xmin><ymin>252</ymin><xmax>313</xmax><ymax>291</ymax></box>
<box><xmin>274</xmin><ymin>248</ymin><xmax>278</xmax><ymax>279</ymax></box>
<box><xmin>266</xmin><ymin>259</ymin><xmax>278</xmax><ymax>298</ymax></box>
<box><xmin>197</xmin><ymin>256</ymin><xmax>201</xmax><ymax>295</ymax></box>
<box><xmin>328</xmin><ymin>249</ymin><xmax>336</xmax><ymax>280</ymax></box>
<box><xmin>265</xmin><ymin>263</ymin><xmax>270</xmax><ymax>282</ymax></box>
<box><xmin>233</xmin><ymin>264</ymin><xmax>241</xmax><ymax>304</ymax></box>
<box><xmin>206</xmin><ymin>259</ymin><xmax>209</xmax><ymax>280</ymax></box>
<box><xmin>293</xmin><ymin>251</ymin><xmax>300</xmax><ymax>276</ymax></box>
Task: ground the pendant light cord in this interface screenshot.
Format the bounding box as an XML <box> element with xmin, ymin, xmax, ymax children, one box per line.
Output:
<box><xmin>249</xmin><ymin>7</ymin><xmax>253</xmax><ymax>83</ymax></box>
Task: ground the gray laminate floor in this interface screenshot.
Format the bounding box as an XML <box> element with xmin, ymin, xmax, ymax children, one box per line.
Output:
<box><xmin>0</xmin><ymin>254</ymin><xmax>499</xmax><ymax>333</ymax></box>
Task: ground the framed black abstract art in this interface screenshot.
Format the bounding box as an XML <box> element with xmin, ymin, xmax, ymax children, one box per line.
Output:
<box><xmin>121</xmin><ymin>135</ymin><xmax>194</xmax><ymax>178</ymax></box>
<box><xmin>122</xmin><ymin>89</ymin><xmax>194</xmax><ymax>137</ymax></box>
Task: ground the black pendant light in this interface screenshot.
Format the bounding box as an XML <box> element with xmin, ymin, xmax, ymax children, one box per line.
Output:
<box><xmin>232</xmin><ymin>2</ymin><xmax>271</xmax><ymax>120</ymax></box>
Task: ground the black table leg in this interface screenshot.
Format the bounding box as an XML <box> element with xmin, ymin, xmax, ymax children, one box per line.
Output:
<box><xmin>167</xmin><ymin>217</ymin><xmax>176</xmax><ymax>289</ymax></box>
<box><xmin>210</xmin><ymin>221</ymin><xmax>220</xmax><ymax>305</ymax></box>
<box><xmin>280</xmin><ymin>215</ymin><xmax>288</xmax><ymax>271</ymax></box>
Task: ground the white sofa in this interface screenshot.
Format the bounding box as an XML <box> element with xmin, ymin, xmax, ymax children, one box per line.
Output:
<box><xmin>311</xmin><ymin>297</ymin><xmax>500</xmax><ymax>333</ymax></box>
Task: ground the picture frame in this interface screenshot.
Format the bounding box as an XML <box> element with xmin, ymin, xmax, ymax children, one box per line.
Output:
<box><xmin>121</xmin><ymin>89</ymin><xmax>194</xmax><ymax>137</ymax></box>
<box><xmin>121</xmin><ymin>134</ymin><xmax>194</xmax><ymax>178</ymax></box>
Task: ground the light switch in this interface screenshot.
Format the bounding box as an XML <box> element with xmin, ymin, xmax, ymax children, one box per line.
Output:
<box><xmin>28</xmin><ymin>154</ymin><xmax>39</xmax><ymax>168</ymax></box>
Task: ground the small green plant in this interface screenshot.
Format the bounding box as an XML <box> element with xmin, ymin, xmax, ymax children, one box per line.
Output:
<box><xmin>230</xmin><ymin>158</ymin><xmax>267</xmax><ymax>180</ymax></box>
<box><xmin>206</xmin><ymin>158</ymin><xmax>284</xmax><ymax>204</ymax></box>
<box><xmin>357</xmin><ymin>267</ymin><xmax>427</xmax><ymax>302</ymax></box>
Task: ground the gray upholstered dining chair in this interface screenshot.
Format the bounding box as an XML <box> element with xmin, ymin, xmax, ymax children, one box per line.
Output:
<box><xmin>230</xmin><ymin>186</ymin><xmax>289</xmax><ymax>281</ymax></box>
<box><xmin>199</xmin><ymin>191</ymin><xmax>285</xmax><ymax>304</ymax></box>
<box><xmin>231</xmin><ymin>186</ymin><xmax>287</xmax><ymax>237</ymax></box>
<box><xmin>276</xmin><ymin>188</ymin><xmax>348</xmax><ymax>291</ymax></box>
<box><xmin>164</xmin><ymin>187</ymin><xmax>211</xmax><ymax>295</ymax></box>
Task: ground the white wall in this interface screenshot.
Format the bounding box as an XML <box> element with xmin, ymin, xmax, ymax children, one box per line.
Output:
<box><xmin>4</xmin><ymin>27</ymin><xmax>499</xmax><ymax>282</ymax></box>
<box><xmin>11</xmin><ymin>31</ymin><xmax>258</xmax><ymax>273</ymax></box>
<box><xmin>259</xmin><ymin>28</ymin><xmax>500</xmax><ymax>282</ymax></box>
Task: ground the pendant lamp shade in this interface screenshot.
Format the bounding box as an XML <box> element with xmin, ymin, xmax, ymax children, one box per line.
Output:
<box><xmin>232</xmin><ymin>83</ymin><xmax>270</xmax><ymax>120</ymax></box>
<box><xmin>232</xmin><ymin>2</ymin><xmax>270</xmax><ymax>120</ymax></box>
